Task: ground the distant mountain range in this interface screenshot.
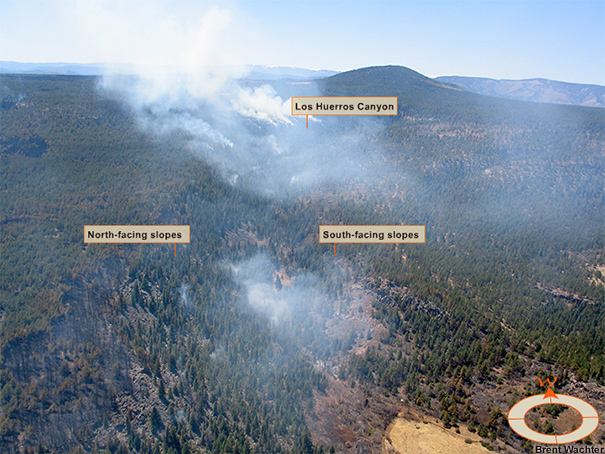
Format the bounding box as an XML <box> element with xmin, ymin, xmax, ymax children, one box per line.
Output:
<box><xmin>243</xmin><ymin>65</ymin><xmax>338</xmax><ymax>80</ymax></box>
<box><xmin>435</xmin><ymin>75</ymin><xmax>605</xmax><ymax>108</ymax></box>
<box><xmin>0</xmin><ymin>61</ymin><xmax>107</xmax><ymax>75</ymax></box>
<box><xmin>2</xmin><ymin>61</ymin><xmax>603</xmax><ymax>108</ymax></box>
<box><xmin>0</xmin><ymin>61</ymin><xmax>338</xmax><ymax>80</ymax></box>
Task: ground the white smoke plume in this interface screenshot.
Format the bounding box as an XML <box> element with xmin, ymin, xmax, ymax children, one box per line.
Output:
<box><xmin>228</xmin><ymin>253</ymin><xmax>372</xmax><ymax>365</ymax></box>
<box><xmin>230</xmin><ymin>254</ymin><xmax>292</xmax><ymax>325</ymax></box>
<box><xmin>229</xmin><ymin>254</ymin><xmax>323</xmax><ymax>326</ymax></box>
<box><xmin>177</xmin><ymin>284</ymin><xmax>190</xmax><ymax>307</ymax></box>
<box><xmin>94</xmin><ymin>3</ymin><xmax>391</xmax><ymax>196</ymax></box>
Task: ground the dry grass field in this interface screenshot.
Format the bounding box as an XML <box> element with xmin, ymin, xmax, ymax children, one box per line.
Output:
<box><xmin>382</xmin><ymin>412</ymin><xmax>495</xmax><ymax>454</ymax></box>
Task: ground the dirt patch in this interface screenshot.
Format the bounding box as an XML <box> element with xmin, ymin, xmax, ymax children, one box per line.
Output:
<box><xmin>305</xmin><ymin>263</ymin><xmax>402</xmax><ymax>452</ymax></box>
<box><xmin>382</xmin><ymin>411</ymin><xmax>494</xmax><ymax>454</ymax></box>
<box><xmin>590</xmin><ymin>264</ymin><xmax>605</xmax><ymax>287</ymax></box>
<box><xmin>306</xmin><ymin>375</ymin><xmax>401</xmax><ymax>452</ymax></box>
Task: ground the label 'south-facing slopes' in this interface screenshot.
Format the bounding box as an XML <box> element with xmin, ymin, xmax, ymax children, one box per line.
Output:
<box><xmin>319</xmin><ymin>225</ymin><xmax>425</xmax><ymax>243</ymax></box>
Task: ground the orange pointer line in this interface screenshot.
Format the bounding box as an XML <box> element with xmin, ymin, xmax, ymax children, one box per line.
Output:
<box><xmin>543</xmin><ymin>387</ymin><xmax>557</xmax><ymax>399</ymax></box>
<box><xmin>334</xmin><ymin>243</ymin><xmax>336</xmax><ymax>256</ymax></box>
<box><xmin>306</xmin><ymin>115</ymin><xmax>309</xmax><ymax>128</ymax></box>
<box><xmin>174</xmin><ymin>243</ymin><xmax>176</xmax><ymax>257</ymax></box>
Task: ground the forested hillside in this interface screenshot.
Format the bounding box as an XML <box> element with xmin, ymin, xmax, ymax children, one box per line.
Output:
<box><xmin>1</xmin><ymin>68</ymin><xmax>603</xmax><ymax>454</ymax></box>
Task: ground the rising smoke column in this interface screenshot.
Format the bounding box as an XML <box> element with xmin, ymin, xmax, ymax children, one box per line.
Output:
<box><xmin>94</xmin><ymin>3</ymin><xmax>394</xmax><ymax>197</ymax></box>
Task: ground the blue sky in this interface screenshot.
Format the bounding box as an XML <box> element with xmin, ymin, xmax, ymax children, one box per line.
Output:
<box><xmin>1</xmin><ymin>0</ymin><xmax>603</xmax><ymax>84</ymax></box>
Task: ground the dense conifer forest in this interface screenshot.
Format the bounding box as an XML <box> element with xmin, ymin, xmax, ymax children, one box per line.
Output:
<box><xmin>1</xmin><ymin>68</ymin><xmax>603</xmax><ymax>453</ymax></box>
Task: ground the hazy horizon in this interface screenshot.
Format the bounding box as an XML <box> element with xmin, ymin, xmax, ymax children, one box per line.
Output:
<box><xmin>2</xmin><ymin>61</ymin><xmax>605</xmax><ymax>88</ymax></box>
<box><xmin>1</xmin><ymin>0</ymin><xmax>603</xmax><ymax>86</ymax></box>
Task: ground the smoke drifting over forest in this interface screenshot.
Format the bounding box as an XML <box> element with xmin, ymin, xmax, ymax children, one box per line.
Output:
<box><xmin>93</xmin><ymin>6</ymin><xmax>391</xmax><ymax>197</ymax></box>
<box><xmin>230</xmin><ymin>253</ymin><xmax>331</xmax><ymax>327</ymax></box>
<box><xmin>100</xmin><ymin>67</ymin><xmax>393</xmax><ymax>197</ymax></box>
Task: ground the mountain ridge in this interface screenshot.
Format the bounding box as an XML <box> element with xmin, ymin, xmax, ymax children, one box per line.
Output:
<box><xmin>435</xmin><ymin>75</ymin><xmax>605</xmax><ymax>107</ymax></box>
<box><xmin>3</xmin><ymin>61</ymin><xmax>602</xmax><ymax>108</ymax></box>
<box><xmin>319</xmin><ymin>65</ymin><xmax>459</xmax><ymax>96</ymax></box>
<box><xmin>0</xmin><ymin>61</ymin><xmax>338</xmax><ymax>80</ymax></box>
